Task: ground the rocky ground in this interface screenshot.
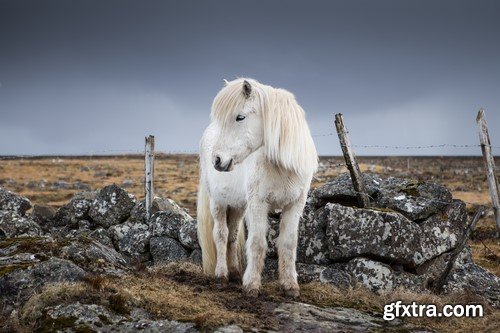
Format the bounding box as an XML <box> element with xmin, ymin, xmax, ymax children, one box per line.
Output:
<box><xmin>0</xmin><ymin>172</ymin><xmax>499</xmax><ymax>332</ymax></box>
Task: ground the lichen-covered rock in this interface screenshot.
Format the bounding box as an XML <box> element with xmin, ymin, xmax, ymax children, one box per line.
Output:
<box><xmin>88</xmin><ymin>228</ymin><xmax>114</xmax><ymax>248</ymax></box>
<box><xmin>59</xmin><ymin>238</ymin><xmax>128</xmax><ymax>275</ymax></box>
<box><xmin>150</xmin><ymin>236</ymin><xmax>189</xmax><ymax>264</ymax></box>
<box><xmin>189</xmin><ymin>248</ymin><xmax>202</xmax><ymax>264</ymax></box>
<box><xmin>274</xmin><ymin>302</ymin><xmax>422</xmax><ymax>332</ymax></box>
<box><xmin>42</xmin><ymin>303</ymin><xmax>127</xmax><ymax>332</ymax></box>
<box><xmin>108</xmin><ymin>222</ymin><xmax>135</xmax><ymax>248</ymax></box>
<box><xmin>345</xmin><ymin>258</ymin><xmax>425</xmax><ymax>293</ymax></box>
<box><xmin>130</xmin><ymin>197</ymin><xmax>182</xmax><ymax>225</ymax></box>
<box><xmin>88</xmin><ymin>185</ymin><xmax>136</xmax><ymax>228</ymax></box>
<box><xmin>376</xmin><ymin>178</ymin><xmax>452</xmax><ymax>221</ymax></box>
<box><xmin>53</xmin><ymin>191</ymin><xmax>97</xmax><ymax>229</ymax></box>
<box><xmin>0</xmin><ymin>252</ymin><xmax>40</xmax><ymax>267</ymax></box>
<box><xmin>178</xmin><ymin>219</ymin><xmax>200</xmax><ymax>250</ymax></box>
<box><xmin>297</xmin><ymin>202</ymin><xmax>330</xmax><ymax>265</ymax></box>
<box><xmin>0</xmin><ymin>258</ymin><xmax>85</xmax><ymax>314</ymax></box>
<box><xmin>419</xmin><ymin>200</ymin><xmax>468</xmax><ymax>261</ymax></box>
<box><xmin>129</xmin><ymin>199</ymin><xmax>148</xmax><ymax>224</ymax></box>
<box><xmin>311</xmin><ymin>173</ymin><xmax>382</xmax><ymax>207</ymax></box>
<box><xmin>215</xmin><ymin>325</ymin><xmax>244</xmax><ymax>333</ymax></box>
<box><xmin>31</xmin><ymin>204</ymin><xmax>56</xmax><ymax>231</ymax></box>
<box><xmin>324</xmin><ymin>203</ymin><xmax>423</xmax><ymax>268</ymax></box>
<box><xmin>443</xmin><ymin>263</ymin><xmax>500</xmax><ymax>308</ymax></box>
<box><xmin>114</xmin><ymin>223</ymin><xmax>151</xmax><ymax>263</ymax></box>
<box><xmin>295</xmin><ymin>263</ymin><xmax>328</xmax><ymax>283</ymax></box>
<box><xmin>346</xmin><ymin>258</ymin><xmax>394</xmax><ymax>292</ymax></box>
<box><xmin>0</xmin><ymin>211</ymin><xmax>42</xmax><ymax>239</ymax></box>
<box><xmin>38</xmin><ymin>303</ymin><xmax>197</xmax><ymax>333</ymax></box>
<box><xmin>266</xmin><ymin>216</ymin><xmax>280</xmax><ymax>258</ymax></box>
<box><xmin>262</xmin><ymin>258</ymin><xmax>320</xmax><ymax>283</ymax></box>
<box><xmin>318</xmin><ymin>266</ymin><xmax>355</xmax><ymax>289</ymax></box>
<box><xmin>0</xmin><ymin>187</ymin><xmax>31</xmax><ymax>215</ymax></box>
<box><xmin>149</xmin><ymin>200</ymin><xmax>194</xmax><ymax>239</ymax></box>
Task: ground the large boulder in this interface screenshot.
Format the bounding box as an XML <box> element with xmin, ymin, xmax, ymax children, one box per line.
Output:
<box><xmin>324</xmin><ymin>203</ymin><xmax>423</xmax><ymax>268</ymax></box>
<box><xmin>88</xmin><ymin>185</ymin><xmax>136</xmax><ymax>228</ymax></box>
<box><xmin>0</xmin><ymin>187</ymin><xmax>31</xmax><ymax>215</ymax></box>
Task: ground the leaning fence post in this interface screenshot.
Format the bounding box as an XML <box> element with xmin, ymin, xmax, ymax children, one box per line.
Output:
<box><xmin>476</xmin><ymin>109</ymin><xmax>500</xmax><ymax>238</ymax></box>
<box><xmin>145</xmin><ymin>135</ymin><xmax>155</xmax><ymax>220</ymax></box>
<box><xmin>334</xmin><ymin>113</ymin><xmax>370</xmax><ymax>208</ymax></box>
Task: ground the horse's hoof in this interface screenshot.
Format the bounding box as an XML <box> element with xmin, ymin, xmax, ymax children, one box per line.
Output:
<box><xmin>283</xmin><ymin>288</ymin><xmax>300</xmax><ymax>299</ymax></box>
<box><xmin>215</xmin><ymin>276</ymin><xmax>229</xmax><ymax>285</ymax></box>
<box><xmin>228</xmin><ymin>271</ymin><xmax>242</xmax><ymax>283</ymax></box>
<box><xmin>244</xmin><ymin>288</ymin><xmax>259</xmax><ymax>298</ymax></box>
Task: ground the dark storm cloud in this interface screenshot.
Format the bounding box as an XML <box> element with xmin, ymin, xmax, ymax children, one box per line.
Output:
<box><xmin>0</xmin><ymin>0</ymin><xmax>499</xmax><ymax>155</ymax></box>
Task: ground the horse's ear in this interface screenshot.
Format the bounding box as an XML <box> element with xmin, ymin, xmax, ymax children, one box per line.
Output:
<box><xmin>242</xmin><ymin>80</ymin><xmax>252</xmax><ymax>98</ymax></box>
<box><xmin>223</xmin><ymin>79</ymin><xmax>229</xmax><ymax>86</ymax></box>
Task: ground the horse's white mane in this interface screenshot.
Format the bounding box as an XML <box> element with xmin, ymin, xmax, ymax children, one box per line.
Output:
<box><xmin>212</xmin><ymin>78</ymin><xmax>318</xmax><ymax>176</ymax></box>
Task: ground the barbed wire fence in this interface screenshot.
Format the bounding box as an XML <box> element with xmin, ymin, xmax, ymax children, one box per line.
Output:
<box><xmin>0</xmin><ymin>111</ymin><xmax>498</xmax><ymax>235</ymax></box>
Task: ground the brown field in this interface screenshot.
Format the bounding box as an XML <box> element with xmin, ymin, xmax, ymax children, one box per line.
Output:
<box><xmin>0</xmin><ymin>155</ymin><xmax>498</xmax><ymax>275</ymax></box>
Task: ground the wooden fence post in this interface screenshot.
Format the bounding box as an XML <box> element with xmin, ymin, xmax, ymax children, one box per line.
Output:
<box><xmin>334</xmin><ymin>113</ymin><xmax>370</xmax><ymax>208</ymax></box>
<box><xmin>476</xmin><ymin>109</ymin><xmax>500</xmax><ymax>237</ymax></box>
<box><xmin>145</xmin><ymin>135</ymin><xmax>155</xmax><ymax>220</ymax></box>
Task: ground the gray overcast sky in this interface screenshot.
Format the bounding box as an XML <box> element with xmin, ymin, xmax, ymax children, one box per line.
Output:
<box><xmin>0</xmin><ymin>0</ymin><xmax>499</xmax><ymax>156</ymax></box>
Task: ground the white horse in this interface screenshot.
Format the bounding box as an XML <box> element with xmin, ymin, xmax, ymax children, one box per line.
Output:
<box><xmin>197</xmin><ymin>78</ymin><xmax>318</xmax><ymax>297</ymax></box>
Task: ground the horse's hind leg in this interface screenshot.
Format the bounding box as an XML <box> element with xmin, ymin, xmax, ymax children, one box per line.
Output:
<box><xmin>278</xmin><ymin>194</ymin><xmax>307</xmax><ymax>298</ymax></box>
<box><xmin>226</xmin><ymin>207</ymin><xmax>245</xmax><ymax>283</ymax></box>
<box><xmin>210</xmin><ymin>201</ymin><xmax>229</xmax><ymax>282</ymax></box>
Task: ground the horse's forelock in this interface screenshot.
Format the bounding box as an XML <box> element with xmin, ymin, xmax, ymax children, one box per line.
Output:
<box><xmin>211</xmin><ymin>78</ymin><xmax>263</xmax><ymax>125</ymax></box>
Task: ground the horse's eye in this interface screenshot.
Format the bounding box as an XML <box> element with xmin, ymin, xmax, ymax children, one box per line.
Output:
<box><xmin>236</xmin><ymin>115</ymin><xmax>246</xmax><ymax>122</ymax></box>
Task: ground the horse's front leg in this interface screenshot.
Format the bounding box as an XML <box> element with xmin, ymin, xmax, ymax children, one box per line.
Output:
<box><xmin>210</xmin><ymin>201</ymin><xmax>229</xmax><ymax>282</ymax></box>
<box><xmin>242</xmin><ymin>200</ymin><xmax>269</xmax><ymax>297</ymax></box>
<box><xmin>278</xmin><ymin>192</ymin><xmax>307</xmax><ymax>298</ymax></box>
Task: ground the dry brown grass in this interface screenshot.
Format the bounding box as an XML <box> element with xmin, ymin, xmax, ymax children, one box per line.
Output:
<box><xmin>0</xmin><ymin>154</ymin><xmax>199</xmax><ymax>213</ymax></box>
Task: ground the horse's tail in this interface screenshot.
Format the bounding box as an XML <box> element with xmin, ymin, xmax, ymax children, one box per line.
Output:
<box><xmin>197</xmin><ymin>181</ymin><xmax>217</xmax><ymax>275</ymax></box>
<box><xmin>197</xmin><ymin>180</ymin><xmax>246</xmax><ymax>276</ymax></box>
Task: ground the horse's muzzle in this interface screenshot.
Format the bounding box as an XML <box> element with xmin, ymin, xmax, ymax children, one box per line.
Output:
<box><xmin>213</xmin><ymin>156</ymin><xmax>233</xmax><ymax>172</ymax></box>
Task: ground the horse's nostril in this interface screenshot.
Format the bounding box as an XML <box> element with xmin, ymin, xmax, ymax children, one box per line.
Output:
<box><xmin>214</xmin><ymin>156</ymin><xmax>221</xmax><ymax>166</ymax></box>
